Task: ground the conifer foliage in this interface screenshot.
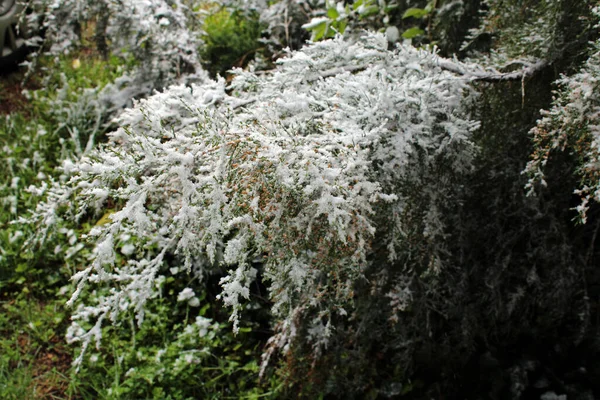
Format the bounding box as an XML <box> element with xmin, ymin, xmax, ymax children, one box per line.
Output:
<box><xmin>24</xmin><ymin>33</ymin><xmax>479</xmax><ymax>370</ymax></box>
<box><xmin>26</xmin><ymin>0</ymin><xmax>205</xmax><ymax>105</ymax></box>
<box><xmin>526</xmin><ymin>35</ymin><xmax>600</xmax><ymax>222</ymax></box>
<box><xmin>12</xmin><ymin>0</ymin><xmax>600</xmax><ymax>397</ymax></box>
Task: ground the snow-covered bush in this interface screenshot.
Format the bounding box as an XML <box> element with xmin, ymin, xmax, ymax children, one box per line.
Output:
<box><xmin>25</xmin><ymin>0</ymin><xmax>207</xmax><ymax>108</ymax></box>
<box><xmin>462</xmin><ymin>0</ymin><xmax>594</xmax><ymax>70</ymax></box>
<box><xmin>526</xmin><ymin>36</ymin><xmax>600</xmax><ymax>222</ymax></box>
<box><xmin>22</xmin><ymin>33</ymin><xmax>479</xmax><ymax>370</ymax></box>
<box><xmin>463</xmin><ymin>0</ymin><xmax>569</xmax><ymax>59</ymax></box>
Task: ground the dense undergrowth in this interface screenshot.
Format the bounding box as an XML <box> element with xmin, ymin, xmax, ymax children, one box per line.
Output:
<box><xmin>0</xmin><ymin>33</ymin><xmax>280</xmax><ymax>400</ymax></box>
<box><xmin>1</xmin><ymin>0</ymin><xmax>600</xmax><ymax>399</ymax></box>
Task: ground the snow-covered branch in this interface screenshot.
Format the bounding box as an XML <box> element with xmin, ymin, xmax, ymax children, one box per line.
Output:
<box><xmin>22</xmin><ymin>33</ymin><xmax>479</xmax><ymax>368</ymax></box>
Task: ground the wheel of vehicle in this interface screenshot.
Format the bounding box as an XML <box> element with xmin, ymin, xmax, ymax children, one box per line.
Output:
<box><xmin>0</xmin><ymin>0</ymin><xmax>28</xmax><ymax>71</ymax></box>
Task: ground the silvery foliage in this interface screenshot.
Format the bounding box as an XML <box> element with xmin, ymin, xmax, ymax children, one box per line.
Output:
<box><xmin>23</xmin><ymin>33</ymin><xmax>479</xmax><ymax>368</ymax></box>
<box><xmin>23</xmin><ymin>73</ymin><xmax>109</xmax><ymax>160</ymax></box>
<box><xmin>460</xmin><ymin>0</ymin><xmax>592</xmax><ymax>80</ymax></box>
<box><xmin>463</xmin><ymin>0</ymin><xmax>565</xmax><ymax>60</ymax></box>
<box><xmin>525</xmin><ymin>35</ymin><xmax>600</xmax><ymax>222</ymax></box>
<box><xmin>24</xmin><ymin>0</ymin><xmax>207</xmax><ymax>110</ymax></box>
<box><xmin>466</xmin><ymin>1</ymin><xmax>600</xmax><ymax>217</ymax></box>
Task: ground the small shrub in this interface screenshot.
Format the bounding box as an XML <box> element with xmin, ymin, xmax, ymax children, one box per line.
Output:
<box><xmin>22</xmin><ymin>33</ymin><xmax>479</xmax><ymax>380</ymax></box>
<box><xmin>200</xmin><ymin>8</ymin><xmax>262</xmax><ymax>77</ymax></box>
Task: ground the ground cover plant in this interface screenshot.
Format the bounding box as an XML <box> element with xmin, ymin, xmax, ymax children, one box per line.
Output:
<box><xmin>2</xmin><ymin>0</ymin><xmax>600</xmax><ymax>399</ymax></box>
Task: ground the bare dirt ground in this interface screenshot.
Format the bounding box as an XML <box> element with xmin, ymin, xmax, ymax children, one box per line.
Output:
<box><xmin>0</xmin><ymin>69</ymin><xmax>35</xmax><ymax>115</ymax></box>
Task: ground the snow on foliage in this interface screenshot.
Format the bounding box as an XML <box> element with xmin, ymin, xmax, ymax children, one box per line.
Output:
<box><xmin>22</xmin><ymin>33</ymin><xmax>479</xmax><ymax>368</ymax></box>
<box><xmin>464</xmin><ymin>0</ymin><xmax>566</xmax><ymax>59</ymax></box>
<box><xmin>26</xmin><ymin>0</ymin><xmax>206</xmax><ymax>108</ymax></box>
<box><xmin>526</xmin><ymin>36</ymin><xmax>600</xmax><ymax>222</ymax></box>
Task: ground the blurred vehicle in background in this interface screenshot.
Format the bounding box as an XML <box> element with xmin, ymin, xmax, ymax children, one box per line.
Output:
<box><xmin>0</xmin><ymin>0</ymin><xmax>28</xmax><ymax>71</ymax></box>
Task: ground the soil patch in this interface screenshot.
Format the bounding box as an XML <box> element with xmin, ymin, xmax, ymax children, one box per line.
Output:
<box><xmin>0</xmin><ymin>69</ymin><xmax>36</xmax><ymax>116</ymax></box>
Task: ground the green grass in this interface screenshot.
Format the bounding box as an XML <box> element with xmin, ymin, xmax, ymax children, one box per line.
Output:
<box><xmin>0</xmin><ymin>49</ymin><xmax>137</xmax><ymax>398</ymax></box>
<box><xmin>0</xmin><ymin>56</ymin><xmax>93</xmax><ymax>398</ymax></box>
<box><xmin>0</xmin><ymin>294</ymin><xmax>74</xmax><ymax>399</ymax></box>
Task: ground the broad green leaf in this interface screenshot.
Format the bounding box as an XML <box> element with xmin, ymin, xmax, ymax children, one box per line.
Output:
<box><xmin>402</xmin><ymin>7</ymin><xmax>429</xmax><ymax>19</ymax></box>
<box><xmin>327</xmin><ymin>7</ymin><xmax>339</xmax><ymax>19</ymax></box>
<box><xmin>312</xmin><ymin>21</ymin><xmax>328</xmax><ymax>41</ymax></box>
<box><xmin>425</xmin><ymin>0</ymin><xmax>435</xmax><ymax>12</ymax></box>
<box><xmin>199</xmin><ymin>303</ymin><xmax>210</xmax><ymax>316</ymax></box>
<box><xmin>384</xmin><ymin>3</ymin><xmax>399</xmax><ymax>13</ymax></box>
<box><xmin>359</xmin><ymin>4</ymin><xmax>379</xmax><ymax>16</ymax></box>
<box><xmin>96</xmin><ymin>210</ymin><xmax>115</xmax><ymax>226</ymax></box>
<box><xmin>402</xmin><ymin>27</ymin><xmax>425</xmax><ymax>39</ymax></box>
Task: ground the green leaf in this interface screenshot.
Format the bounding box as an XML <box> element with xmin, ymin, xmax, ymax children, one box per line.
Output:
<box><xmin>307</xmin><ymin>20</ymin><xmax>329</xmax><ymax>41</ymax></box>
<box><xmin>327</xmin><ymin>7</ymin><xmax>339</xmax><ymax>19</ymax></box>
<box><xmin>402</xmin><ymin>27</ymin><xmax>425</xmax><ymax>39</ymax></box>
<box><xmin>16</xmin><ymin>263</ymin><xmax>28</xmax><ymax>273</ymax></box>
<box><xmin>199</xmin><ymin>303</ymin><xmax>210</xmax><ymax>316</ymax></box>
<box><xmin>358</xmin><ymin>4</ymin><xmax>379</xmax><ymax>17</ymax></box>
<box><xmin>95</xmin><ymin>210</ymin><xmax>115</xmax><ymax>226</ymax></box>
<box><xmin>384</xmin><ymin>3</ymin><xmax>399</xmax><ymax>13</ymax></box>
<box><xmin>425</xmin><ymin>0</ymin><xmax>435</xmax><ymax>12</ymax></box>
<box><xmin>402</xmin><ymin>7</ymin><xmax>429</xmax><ymax>19</ymax></box>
